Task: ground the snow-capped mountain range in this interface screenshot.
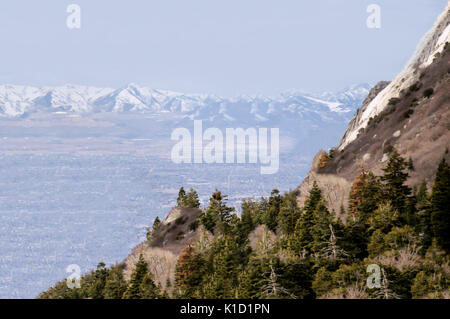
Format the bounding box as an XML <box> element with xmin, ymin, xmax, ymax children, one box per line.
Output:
<box><xmin>0</xmin><ymin>83</ymin><xmax>370</xmax><ymax>123</ymax></box>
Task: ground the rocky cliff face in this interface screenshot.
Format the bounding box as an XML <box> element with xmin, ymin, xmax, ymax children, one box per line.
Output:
<box><xmin>338</xmin><ymin>3</ymin><xmax>449</xmax><ymax>150</ymax></box>
<box><xmin>337</xmin><ymin>81</ymin><xmax>390</xmax><ymax>151</ymax></box>
<box><xmin>296</xmin><ymin>4</ymin><xmax>450</xmax><ymax>214</ymax></box>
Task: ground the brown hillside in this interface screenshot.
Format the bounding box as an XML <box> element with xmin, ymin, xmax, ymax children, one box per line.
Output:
<box><xmin>296</xmin><ymin>37</ymin><xmax>450</xmax><ymax>214</ymax></box>
<box><xmin>121</xmin><ymin>207</ymin><xmax>202</xmax><ymax>288</ymax></box>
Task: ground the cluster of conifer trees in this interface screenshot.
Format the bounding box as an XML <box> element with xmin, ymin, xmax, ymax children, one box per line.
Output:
<box><xmin>176</xmin><ymin>187</ymin><xmax>201</xmax><ymax>208</ymax></box>
<box><xmin>39</xmin><ymin>150</ymin><xmax>449</xmax><ymax>299</ymax></box>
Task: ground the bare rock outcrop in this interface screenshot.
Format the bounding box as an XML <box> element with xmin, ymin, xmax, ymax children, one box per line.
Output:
<box><xmin>338</xmin><ymin>81</ymin><xmax>390</xmax><ymax>150</ymax></box>
<box><xmin>338</xmin><ymin>3</ymin><xmax>449</xmax><ymax>150</ymax></box>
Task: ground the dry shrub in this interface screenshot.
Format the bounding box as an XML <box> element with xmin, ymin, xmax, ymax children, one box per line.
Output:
<box><xmin>322</xmin><ymin>285</ymin><xmax>369</xmax><ymax>299</ymax></box>
<box><xmin>318</xmin><ymin>153</ymin><xmax>329</xmax><ymax>169</ymax></box>
<box><xmin>375</xmin><ymin>245</ymin><xmax>421</xmax><ymax>270</ymax></box>
<box><xmin>194</xmin><ymin>225</ymin><xmax>214</xmax><ymax>253</ymax></box>
<box><xmin>345</xmin><ymin>285</ymin><xmax>370</xmax><ymax>299</ymax></box>
<box><xmin>248</xmin><ymin>225</ymin><xmax>276</xmax><ymax>256</ymax></box>
<box><xmin>123</xmin><ymin>245</ymin><xmax>178</xmax><ymax>289</ymax></box>
<box><xmin>441</xmin><ymin>261</ymin><xmax>450</xmax><ymax>275</ymax></box>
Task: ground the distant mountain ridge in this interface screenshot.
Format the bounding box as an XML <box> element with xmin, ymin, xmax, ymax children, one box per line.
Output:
<box><xmin>0</xmin><ymin>83</ymin><xmax>370</xmax><ymax>124</ymax></box>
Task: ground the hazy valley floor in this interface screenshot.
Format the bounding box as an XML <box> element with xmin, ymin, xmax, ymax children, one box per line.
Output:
<box><xmin>0</xmin><ymin>149</ymin><xmax>309</xmax><ymax>298</ymax></box>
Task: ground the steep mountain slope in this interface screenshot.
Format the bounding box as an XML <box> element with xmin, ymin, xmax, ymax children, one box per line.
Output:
<box><xmin>296</xmin><ymin>4</ymin><xmax>450</xmax><ymax>214</ymax></box>
<box><xmin>339</xmin><ymin>3</ymin><xmax>450</xmax><ymax>150</ymax></box>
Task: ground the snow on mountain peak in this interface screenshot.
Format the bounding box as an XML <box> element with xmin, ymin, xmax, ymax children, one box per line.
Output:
<box><xmin>303</xmin><ymin>96</ymin><xmax>346</xmax><ymax>113</ymax></box>
<box><xmin>0</xmin><ymin>82</ymin><xmax>370</xmax><ymax>124</ymax></box>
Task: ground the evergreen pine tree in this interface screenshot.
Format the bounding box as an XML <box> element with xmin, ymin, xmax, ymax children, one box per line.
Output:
<box><xmin>146</xmin><ymin>216</ymin><xmax>162</xmax><ymax>242</ymax></box>
<box><xmin>310</xmin><ymin>200</ymin><xmax>332</xmax><ymax>253</ymax></box>
<box><xmin>174</xmin><ymin>245</ymin><xmax>206</xmax><ymax>298</ymax></box>
<box><xmin>304</xmin><ymin>182</ymin><xmax>322</xmax><ymax>214</ymax></box>
<box><xmin>199</xmin><ymin>189</ymin><xmax>235</xmax><ymax>234</ymax></box>
<box><xmin>104</xmin><ymin>265</ymin><xmax>127</xmax><ymax>299</ymax></box>
<box><xmin>236</xmin><ymin>207</ymin><xmax>254</xmax><ymax>245</ymax></box>
<box><xmin>312</xmin><ymin>267</ymin><xmax>334</xmax><ymax>297</ymax></box>
<box><xmin>166</xmin><ymin>277</ymin><xmax>172</xmax><ymax>289</ymax></box>
<box><xmin>139</xmin><ymin>272</ymin><xmax>160</xmax><ymax>299</ymax></box>
<box><xmin>185</xmin><ymin>188</ymin><xmax>201</xmax><ymax>208</ymax></box>
<box><xmin>348</xmin><ymin>170</ymin><xmax>381</xmax><ymax>222</ymax></box>
<box><xmin>177</xmin><ymin>187</ymin><xmax>187</xmax><ymax>207</ymax></box>
<box><xmin>262</xmin><ymin>189</ymin><xmax>281</xmax><ymax>232</ymax></box>
<box><xmin>123</xmin><ymin>254</ymin><xmax>149</xmax><ymax>299</ymax></box>
<box><xmin>277</xmin><ymin>192</ymin><xmax>301</xmax><ymax>235</ymax></box>
<box><xmin>291</xmin><ymin>186</ymin><xmax>322</xmax><ymax>256</ymax></box>
<box><xmin>206</xmin><ymin>236</ymin><xmax>242</xmax><ymax>298</ymax></box>
<box><xmin>381</xmin><ymin>150</ymin><xmax>411</xmax><ymax>216</ymax></box>
<box><xmin>408</xmin><ymin>157</ymin><xmax>414</xmax><ymax>171</ymax></box>
<box><xmin>430</xmin><ymin>157</ymin><xmax>450</xmax><ymax>252</ymax></box>
<box><xmin>153</xmin><ymin>216</ymin><xmax>161</xmax><ymax>231</ymax></box>
<box><xmin>339</xmin><ymin>204</ymin><xmax>346</xmax><ymax>216</ymax></box>
<box><xmin>342</xmin><ymin>216</ymin><xmax>369</xmax><ymax>259</ymax></box>
<box><xmin>415</xmin><ymin>181</ymin><xmax>432</xmax><ymax>249</ymax></box>
<box><xmin>238</xmin><ymin>257</ymin><xmax>275</xmax><ymax>299</ymax></box>
<box><xmin>199</xmin><ymin>209</ymin><xmax>216</xmax><ymax>233</ymax></box>
<box><xmin>88</xmin><ymin>262</ymin><xmax>108</xmax><ymax>299</ymax></box>
<box><xmin>290</xmin><ymin>183</ymin><xmax>325</xmax><ymax>256</ymax></box>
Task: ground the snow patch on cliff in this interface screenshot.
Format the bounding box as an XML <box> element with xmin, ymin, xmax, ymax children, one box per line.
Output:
<box><xmin>338</xmin><ymin>4</ymin><xmax>450</xmax><ymax>150</ymax></box>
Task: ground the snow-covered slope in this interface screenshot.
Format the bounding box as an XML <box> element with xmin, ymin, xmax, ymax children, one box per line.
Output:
<box><xmin>0</xmin><ymin>84</ymin><xmax>114</xmax><ymax>115</ymax></box>
<box><xmin>0</xmin><ymin>82</ymin><xmax>370</xmax><ymax>124</ymax></box>
<box><xmin>338</xmin><ymin>3</ymin><xmax>450</xmax><ymax>150</ymax></box>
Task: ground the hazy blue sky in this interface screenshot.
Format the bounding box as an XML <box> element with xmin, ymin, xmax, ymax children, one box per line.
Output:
<box><xmin>0</xmin><ymin>0</ymin><xmax>447</xmax><ymax>96</ymax></box>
